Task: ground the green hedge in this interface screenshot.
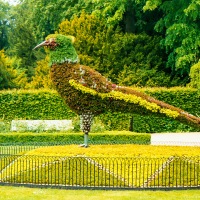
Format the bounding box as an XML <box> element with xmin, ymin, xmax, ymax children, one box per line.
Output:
<box><xmin>0</xmin><ymin>131</ymin><xmax>150</xmax><ymax>144</ymax></box>
<box><xmin>134</xmin><ymin>87</ymin><xmax>200</xmax><ymax>133</ymax></box>
<box><xmin>0</xmin><ymin>89</ymin><xmax>76</xmax><ymax>120</ymax></box>
<box><xmin>0</xmin><ymin>88</ymin><xmax>199</xmax><ymax>133</ymax></box>
<box><xmin>99</xmin><ymin>87</ymin><xmax>200</xmax><ymax>132</ymax></box>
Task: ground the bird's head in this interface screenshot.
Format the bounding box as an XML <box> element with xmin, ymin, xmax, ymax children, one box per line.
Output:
<box><xmin>33</xmin><ymin>34</ymin><xmax>78</xmax><ymax>65</ymax></box>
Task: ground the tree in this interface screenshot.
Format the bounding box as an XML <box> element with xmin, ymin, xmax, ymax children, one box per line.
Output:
<box><xmin>89</xmin><ymin>0</ymin><xmax>162</xmax><ymax>35</ymax></box>
<box><xmin>16</xmin><ymin>0</ymin><xmax>161</xmax><ymax>37</ymax></box>
<box><xmin>6</xmin><ymin>0</ymin><xmax>84</xmax><ymax>80</ymax></box>
<box><xmin>6</xmin><ymin>0</ymin><xmax>165</xmax><ymax>87</ymax></box>
<box><xmin>188</xmin><ymin>62</ymin><xmax>200</xmax><ymax>90</ymax></box>
<box><xmin>0</xmin><ymin>50</ymin><xmax>27</xmax><ymax>90</ymax></box>
<box><xmin>59</xmin><ymin>12</ymin><xmax>172</xmax><ymax>86</ymax></box>
<box><xmin>6</xmin><ymin>0</ymin><xmax>195</xmax><ymax>87</ymax></box>
<box><xmin>18</xmin><ymin>0</ymin><xmax>85</xmax><ymax>39</ymax></box>
<box><xmin>0</xmin><ymin>0</ymin><xmax>11</xmax><ymax>50</ymax></box>
<box><xmin>144</xmin><ymin>0</ymin><xmax>200</xmax><ymax>85</ymax></box>
<box><xmin>7</xmin><ymin>2</ymin><xmax>38</xmax><ymax>79</ymax></box>
<box><xmin>0</xmin><ymin>50</ymin><xmax>13</xmax><ymax>89</ymax></box>
<box><xmin>26</xmin><ymin>56</ymin><xmax>53</xmax><ymax>89</ymax></box>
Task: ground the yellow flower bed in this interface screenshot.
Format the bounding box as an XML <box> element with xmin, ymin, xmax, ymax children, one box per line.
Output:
<box><xmin>27</xmin><ymin>144</ymin><xmax>200</xmax><ymax>158</ymax></box>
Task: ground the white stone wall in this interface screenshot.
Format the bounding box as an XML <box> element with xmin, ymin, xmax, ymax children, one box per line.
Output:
<box><xmin>11</xmin><ymin>120</ymin><xmax>73</xmax><ymax>131</ymax></box>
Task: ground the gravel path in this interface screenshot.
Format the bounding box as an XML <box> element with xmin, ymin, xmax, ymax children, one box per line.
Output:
<box><xmin>151</xmin><ymin>132</ymin><xmax>200</xmax><ymax>146</ymax></box>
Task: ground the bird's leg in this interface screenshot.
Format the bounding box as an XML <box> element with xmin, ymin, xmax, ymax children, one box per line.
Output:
<box><xmin>84</xmin><ymin>133</ymin><xmax>89</xmax><ymax>147</ymax></box>
<box><xmin>80</xmin><ymin>112</ymin><xmax>93</xmax><ymax>147</ymax></box>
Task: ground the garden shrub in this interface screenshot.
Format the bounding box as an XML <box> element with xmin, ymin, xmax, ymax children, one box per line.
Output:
<box><xmin>0</xmin><ymin>87</ymin><xmax>199</xmax><ymax>133</ymax></box>
<box><xmin>0</xmin><ymin>89</ymin><xmax>76</xmax><ymax>120</ymax></box>
<box><xmin>132</xmin><ymin>87</ymin><xmax>200</xmax><ymax>132</ymax></box>
<box><xmin>59</xmin><ymin>12</ymin><xmax>172</xmax><ymax>87</ymax></box>
<box><xmin>0</xmin><ymin>131</ymin><xmax>150</xmax><ymax>144</ymax></box>
<box><xmin>0</xmin><ymin>120</ymin><xmax>11</xmax><ymax>132</ymax></box>
<box><xmin>188</xmin><ymin>62</ymin><xmax>200</xmax><ymax>90</ymax></box>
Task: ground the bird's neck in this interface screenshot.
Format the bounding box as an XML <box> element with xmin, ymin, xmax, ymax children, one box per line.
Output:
<box><xmin>49</xmin><ymin>46</ymin><xmax>79</xmax><ymax>66</ymax></box>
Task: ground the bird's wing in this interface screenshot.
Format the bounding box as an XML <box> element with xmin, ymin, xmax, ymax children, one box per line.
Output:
<box><xmin>69</xmin><ymin>79</ymin><xmax>200</xmax><ymax>129</ymax></box>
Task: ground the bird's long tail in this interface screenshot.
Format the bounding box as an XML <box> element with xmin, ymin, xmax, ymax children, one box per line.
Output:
<box><xmin>69</xmin><ymin>79</ymin><xmax>200</xmax><ymax>130</ymax></box>
<box><xmin>117</xmin><ymin>87</ymin><xmax>200</xmax><ymax>129</ymax></box>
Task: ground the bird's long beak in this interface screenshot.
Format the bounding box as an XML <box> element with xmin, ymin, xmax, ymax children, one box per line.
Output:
<box><xmin>33</xmin><ymin>41</ymin><xmax>46</xmax><ymax>50</ymax></box>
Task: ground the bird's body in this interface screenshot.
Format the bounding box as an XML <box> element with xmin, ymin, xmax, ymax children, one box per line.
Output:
<box><xmin>50</xmin><ymin>62</ymin><xmax>112</xmax><ymax>114</ymax></box>
<box><xmin>34</xmin><ymin>34</ymin><xmax>200</xmax><ymax>147</ymax></box>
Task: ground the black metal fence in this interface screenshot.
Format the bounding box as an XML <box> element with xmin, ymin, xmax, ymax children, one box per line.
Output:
<box><xmin>0</xmin><ymin>142</ymin><xmax>66</xmax><ymax>155</ymax></box>
<box><xmin>0</xmin><ymin>154</ymin><xmax>199</xmax><ymax>189</ymax></box>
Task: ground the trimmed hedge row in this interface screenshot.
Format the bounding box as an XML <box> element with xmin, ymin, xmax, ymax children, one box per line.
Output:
<box><xmin>0</xmin><ymin>88</ymin><xmax>199</xmax><ymax>132</ymax></box>
<box><xmin>0</xmin><ymin>131</ymin><xmax>150</xmax><ymax>144</ymax></box>
<box><xmin>133</xmin><ymin>87</ymin><xmax>200</xmax><ymax>133</ymax></box>
<box><xmin>0</xmin><ymin>89</ymin><xmax>76</xmax><ymax>120</ymax></box>
<box><xmin>99</xmin><ymin>87</ymin><xmax>200</xmax><ymax>132</ymax></box>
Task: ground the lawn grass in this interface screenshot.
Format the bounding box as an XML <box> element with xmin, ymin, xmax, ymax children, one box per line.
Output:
<box><xmin>0</xmin><ymin>186</ymin><xmax>200</xmax><ymax>200</ymax></box>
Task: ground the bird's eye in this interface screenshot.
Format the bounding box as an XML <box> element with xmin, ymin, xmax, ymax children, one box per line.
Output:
<box><xmin>47</xmin><ymin>39</ymin><xmax>58</xmax><ymax>49</ymax></box>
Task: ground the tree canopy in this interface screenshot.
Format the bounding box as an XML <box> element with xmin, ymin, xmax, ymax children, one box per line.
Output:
<box><xmin>0</xmin><ymin>0</ymin><xmax>199</xmax><ymax>89</ymax></box>
<box><xmin>0</xmin><ymin>0</ymin><xmax>10</xmax><ymax>50</ymax></box>
<box><xmin>145</xmin><ymin>0</ymin><xmax>200</xmax><ymax>83</ymax></box>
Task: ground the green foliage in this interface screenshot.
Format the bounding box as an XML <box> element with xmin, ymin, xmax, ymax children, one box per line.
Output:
<box><xmin>133</xmin><ymin>87</ymin><xmax>200</xmax><ymax>132</ymax></box>
<box><xmin>0</xmin><ymin>131</ymin><xmax>150</xmax><ymax>144</ymax></box>
<box><xmin>90</xmin><ymin>118</ymin><xmax>106</xmax><ymax>133</ymax></box>
<box><xmin>115</xmin><ymin>34</ymin><xmax>180</xmax><ymax>87</ymax></box>
<box><xmin>0</xmin><ymin>88</ymin><xmax>199</xmax><ymax>133</ymax></box>
<box><xmin>0</xmin><ymin>0</ymin><xmax>10</xmax><ymax>49</ymax></box>
<box><xmin>2</xmin><ymin>0</ymin><xmax>199</xmax><ymax>87</ymax></box>
<box><xmin>7</xmin><ymin>2</ymin><xmax>38</xmax><ymax>79</ymax></box>
<box><xmin>45</xmin><ymin>34</ymin><xmax>78</xmax><ymax>65</ymax></box>
<box><xmin>143</xmin><ymin>0</ymin><xmax>162</xmax><ymax>11</ymax></box>
<box><xmin>0</xmin><ymin>50</ymin><xmax>27</xmax><ymax>89</ymax></box>
<box><xmin>0</xmin><ymin>50</ymin><xmax>13</xmax><ymax>89</ymax></box>
<box><xmin>107</xmin><ymin>34</ymin><xmax>170</xmax><ymax>86</ymax></box>
<box><xmin>59</xmin><ymin>12</ymin><xmax>121</xmax><ymax>78</ymax></box>
<box><xmin>69</xmin><ymin>79</ymin><xmax>180</xmax><ymax>119</ymax></box>
<box><xmin>59</xmin><ymin>12</ymin><xmax>170</xmax><ymax>86</ymax></box>
<box><xmin>98</xmin><ymin>112</ymin><xmax>131</xmax><ymax>131</ymax></box>
<box><xmin>0</xmin><ymin>132</ymin><xmax>82</xmax><ymax>143</ymax></box>
<box><xmin>146</xmin><ymin>0</ymin><xmax>200</xmax><ymax>84</ymax></box>
<box><xmin>0</xmin><ymin>120</ymin><xmax>10</xmax><ymax>132</ymax></box>
<box><xmin>19</xmin><ymin>0</ymin><xmax>83</xmax><ymax>39</ymax></box>
<box><xmin>26</xmin><ymin>56</ymin><xmax>53</xmax><ymax>89</ymax></box>
<box><xmin>0</xmin><ymin>89</ymin><xmax>76</xmax><ymax>120</ymax></box>
<box><xmin>23</xmin><ymin>0</ymin><xmax>149</xmax><ymax>36</ymax></box>
<box><xmin>188</xmin><ymin>62</ymin><xmax>200</xmax><ymax>90</ymax></box>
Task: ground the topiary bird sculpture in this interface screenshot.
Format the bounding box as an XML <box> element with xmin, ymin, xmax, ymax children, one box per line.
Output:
<box><xmin>34</xmin><ymin>34</ymin><xmax>200</xmax><ymax>147</ymax></box>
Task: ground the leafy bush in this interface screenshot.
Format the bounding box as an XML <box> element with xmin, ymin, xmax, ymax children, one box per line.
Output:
<box><xmin>0</xmin><ymin>87</ymin><xmax>199</xmax><ymax>133</ymax></box>
<box><xmin>188</xmin><ymin>62</ymin><xmax>200</xmax><ymax>90</ymax></box>
<box><xmin>28</xmin><ymin>144</ymin><xmax>200</xmax><ymax>157</ymax></box>
<box><xmin>131</xmin><ymin>87</ymin><xmax>200</xmax><ymax>133</ymax></box>
<box><xmin>59</xmin><ymin>12</ymin><xmax>171</xmax><ymax>87</ymax></box>
<box><xmin>0</xmin><ymin>131</ymin><xmax>150</xmax><ymax>145</ymax></box>
<box><xmin>0</xmin><ymin>89</ymin><xmax>76</xmax><ymax>120</ymax></box>
<box><xmin>0</xmin><ymin>50</ymin><xmax>27</xmax><ymax>90</ymax></box>
<box><xmin>26</xmin><ymin>56</ymin><xmax>53</xmax><ymax>89</ymax></box>
<box><xmin>0</xmin><ymin>120</ymin><xmax>11</xmax><ymax>132</ymax></box>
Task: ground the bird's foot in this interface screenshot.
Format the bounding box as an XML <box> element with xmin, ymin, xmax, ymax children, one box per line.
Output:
<box><xmin>79</xmin><ymin>144</ymin><xmax>89</xmax><ymax>148</ymax></box>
